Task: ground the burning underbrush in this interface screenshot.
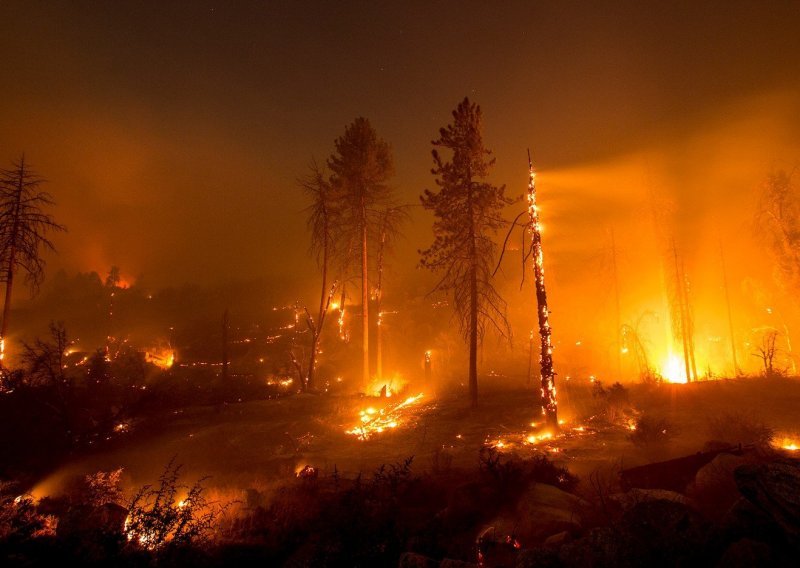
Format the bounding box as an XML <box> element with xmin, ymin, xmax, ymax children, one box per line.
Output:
<box><xmin>345</xmin><ymin>392</ymin><xmax>429</xmax><ymax>440</ymax></box>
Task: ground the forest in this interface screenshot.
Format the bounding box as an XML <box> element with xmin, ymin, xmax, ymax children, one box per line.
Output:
<box><xmin>2</xmin><ymin>2</ymin><xmax>800</xmax><ymax>567</ymax></box>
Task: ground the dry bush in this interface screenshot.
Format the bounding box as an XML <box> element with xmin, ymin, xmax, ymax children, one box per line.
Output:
<box><xmin>706</xmin><ymin>412</ymin><xmax>774</xmax><ymax>448</ymax></box>
<box><xmin>124</xmin><ymin>460</ymin><xmax>228</xmax><ymax>551</ymax></box>
<box><xmin>628</xmin><ymin>414</ymin><xmax>678</xmax><ymax>450</ymax></box>
<box><xmin>592</xmin><ymin>380</ymin><xmax>632</xmax><ymax>422</ymax></box>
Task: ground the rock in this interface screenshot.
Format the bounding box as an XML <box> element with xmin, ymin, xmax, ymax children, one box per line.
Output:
<box><xmin>490</xmin><ymin>483</ymin><xmax>584</xmax><ymax>547</ymax></box>
<box><xmin>695</xmin><ymin>454</ymin><xmax>747</xmax><ymax>491</ymax></box>
<box><xmin>689</xmin><ymin>454</ymin><xmax>748</xmax><ymax>518</ymax></box>
<box><xmin>558</xmin><ymin>526</ymin><xmax>624</xmax><ymax>567</ymax></box>
<box><xmin>718</xmin><ymin>497</ymin><xmax>781</xmax><ymax>545</ymax></box>
<box><xmin>559</xmin><ymin>499</ymin><xmax>707</xmax><ymax>567</ymax></box>
<box><xmin>610</xmin><ymin>488</ymin><xmax>687</xmax><ymax>510</ymax></box>
<box><xmin>543</xmin><ymin>530</ymin><xmax>572</xmax><ymax>547</ymax></box>
<box><xmin>623</xmin><ymin>498</ymin><xmax>704</xmax><ymax>542</ymax></box>
<box><xmin>515</xmin><ymin>547</ymin><xmax>560</xmax><ymax>568</ymax></box>
<box><xmin>716</xmin><ymin>538</ymin><xmax>774</xmax><ymax>568</ymax></box>
<box><xmin>440</xmin><ymin>559</ymin><xmax>477</xmax><ymax>568</ymax></box>
<box><xmin>734</xmin><ymin>462</ymin><xmax>800</xmax><ymax>538</ymax></box>
<box><xmin>398</xmin><ymin>551</ymin><xmax>439</xmax><ymax>568</ymax></box>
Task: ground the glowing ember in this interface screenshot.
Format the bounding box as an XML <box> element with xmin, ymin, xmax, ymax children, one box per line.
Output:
<box><xmin>346</xmin><ymin>393</ymin><xmax>425</xmax><ymax>440</ymax></box>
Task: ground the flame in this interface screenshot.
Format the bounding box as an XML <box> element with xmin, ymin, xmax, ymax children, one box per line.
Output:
<box><xmin>145</xmin><ymin>348</ymin><xmax>175</xmax><ymax>370</ymax></box>
<box><xmin>661</xmin><ymin>353</ymin><xmax>687</xmax><ymax>383</ymax></box>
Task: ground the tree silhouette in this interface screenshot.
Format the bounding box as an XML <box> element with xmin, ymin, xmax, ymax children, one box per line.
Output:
<box><xmin>328</xmin><ymin>118</ymin><xmax>395</xmax><ymax>386</ymax></box>
<box><xmin>0</xmin><ymin>156</ymin><xmax>65</xmax><ymax>364</ymax></box>
<box><xmin>299</xmin><ymin>160</ymin><xmax>340</xmax><ymax>390</ymax></box>
<box><xmin>419</xmin><ymin>98</ymin><xmax>512</xmax><ymax>407</ymax></box>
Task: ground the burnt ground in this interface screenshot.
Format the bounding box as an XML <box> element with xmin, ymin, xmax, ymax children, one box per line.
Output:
<box><xmin>30</xmin><ymin>376</ymin><xmax>800</xmax><ymax>500</ymax></box>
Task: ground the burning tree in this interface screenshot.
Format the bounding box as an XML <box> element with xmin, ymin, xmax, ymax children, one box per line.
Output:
<box><xmin>0</xmin><ymin>156</ymin><xmax>65</xmax><ymax>364</ymax></box>
<box><xmin>525</xmin><ymin>153</ymin><xmax>558</xmax><ymax>428</ymax></box>
<box><xmin>327</xmin><ymin>118</ymin><xmax>395</xmax><ymax>385</ymax></box>
<box><xmin>419</xmin><ymin>98</ymin><xmax>512</xmax><ymax>408</ymax></box>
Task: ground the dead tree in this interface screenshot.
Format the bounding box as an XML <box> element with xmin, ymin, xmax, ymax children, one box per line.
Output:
<box><xmin>300</xmin><ymin>160</ymin><xmax>341</xmax><ymax>390</ymax></box>
<box><xmin>526</xmin><ymin>151</ymin><xmax>558</xmax><ymax>428</ymax></box>
<box><xmin>753</xmin><ymin>329</ymin><xmax>780</xmax><ymax>378</ymax></box>
<box><xmin>495</xmin><ymin>151</ymin><xmax>558</xmax><ymax>426</ymax></box>
<box><xmin>0</xmin><ymin>156</ymin><xmax>65</xmax><ymax>364</ymax></box>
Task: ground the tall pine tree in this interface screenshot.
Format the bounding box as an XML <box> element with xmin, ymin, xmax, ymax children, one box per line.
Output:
<box><xmin>419</xmin><ymin>98</ymin><xmax>511</xmax><ymax>407</ymax></box>
<box><xmin>328</xmin><ymin>118</ymin><xmax>395</xmax><ymax>386</ymax></box>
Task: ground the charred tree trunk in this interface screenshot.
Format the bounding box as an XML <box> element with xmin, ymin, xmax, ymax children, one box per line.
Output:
<box><xmin>528</xmin><ymin>151</ymin><xmax>558</xmax><ymax>429</ymax></box>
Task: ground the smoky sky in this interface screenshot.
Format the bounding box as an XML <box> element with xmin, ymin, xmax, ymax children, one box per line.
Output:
<box><xmin>1</xmin><ymin>0</ymin><xmax>799</xmax><ymax>293</ymax></box>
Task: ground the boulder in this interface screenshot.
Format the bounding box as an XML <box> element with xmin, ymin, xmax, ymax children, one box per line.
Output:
<box><xmin>440</xmin><ymin>559</ymin><xmax>477</xmax><ymax>568</ymax></box>
<box><xmin>489</xmin><ymin>483</ymin><xmax>584</xmax><ymax>546</ymax></box>
<box><xmin>716</xmin><ymin>538</ymin><xmax>774</xmax><ymax>568</ymax></box>
<box><xmin>398</xmin><ymin>552</ymin><xmax>439</xmax><ymax>568</ymax></box>
<box><xmin>734</xmin><ymin>462</ymin><xmax>800</xmax><ymax>538</ymax></box>
<box><xmin>543</xmin><ymin>530</ymin><xmax>572</xmax><ymax>547</ymax></box>
<box><xmin>695</xmin><ymin>454</ymin><xmax>747</xmax><ymax>492</ymax></box>
<box><xmin>559</xmin><ymin>499</ymin><xmax>707</xmax><ymax>567</ymax></box>
<box><xmin>515</xmin><ymin>547</ymin><xmax>560</xmax><ymax>568</ymax></box>
<box><xmin>610</xmin><ymin>488</ymin><xmax>687</xmax><ymax>510</ymax></box>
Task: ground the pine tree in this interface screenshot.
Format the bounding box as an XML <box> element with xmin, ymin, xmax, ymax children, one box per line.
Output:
<box><xmin>419</xmin><ymin>98</ymin><xmax>511</xmax><ymax>407</ymax></box>
<box><xmin>328</xmin><ymin>118</ymin><xmax>395</xmax><ymax>386</ymax></box>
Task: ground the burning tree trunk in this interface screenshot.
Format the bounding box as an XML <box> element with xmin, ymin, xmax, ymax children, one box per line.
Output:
<box><xmin>527</xmin><ymin>151</ymin><xmax>558</xmax><ymax>429</ymax></box>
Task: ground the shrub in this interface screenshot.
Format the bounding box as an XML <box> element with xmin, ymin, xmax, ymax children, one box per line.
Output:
<box><xmin>124</xmin><ymin>460</ymin><xmax>225</xmax><ymax>551</ymax></box>
<box><xmin>628</xmin><ymin>414</ymin><xmax>678</xmax><ymax>449</ymax></box>
<box><xmin>706</xmin><ymin>412</ymin><xmax>774</xmax><ymax>448</ymax></box>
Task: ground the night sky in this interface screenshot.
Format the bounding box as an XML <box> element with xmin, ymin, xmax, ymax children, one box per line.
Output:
<box><xmin>1</xmin><ymin>1</ymin><xmax>799</xmax><ymax>294</ymax></box>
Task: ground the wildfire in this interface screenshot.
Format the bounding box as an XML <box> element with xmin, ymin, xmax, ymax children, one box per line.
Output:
<box><xmin>346</xmin><ymin>393</ymin><xmax>425</xmax><ymax>441</ymax></box>
<box><xmin>776</xmin><ymin>436</ymin><xmax>799</xmax><ymax>451</ymax></box>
